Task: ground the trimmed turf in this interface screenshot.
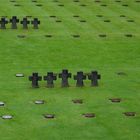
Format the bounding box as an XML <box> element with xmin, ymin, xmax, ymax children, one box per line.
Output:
<box><xmin>0</xmin><ymin>0</ymin><xmax>140</xmax><ymax>139</ymax></box>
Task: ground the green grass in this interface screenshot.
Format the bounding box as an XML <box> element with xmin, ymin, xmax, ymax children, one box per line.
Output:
<box><xmin>0</xmin><ymin>0</ymin><xmax>140</xmax><ymax>139</ymax></box>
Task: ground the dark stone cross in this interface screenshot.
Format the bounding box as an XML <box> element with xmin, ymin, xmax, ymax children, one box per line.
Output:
<box><xmin>44</xmin><ymin>72</ymin><xmax>57</xmax><ymax>88</ymax></box>
<box><xmin>0</xmin><ymin>18</ymin><xmax>8</xmax><ymax>29</ymax></box>
<box><xmin>20</xmin><ymin>18</ymin><xmax>30</xmax><ymax>29</ymax></box>
<box><xmin>74</xmin><ymin>71</ymin><xmax>86</xmax><ymax>87</ymax></box>
<box><xmin>88</xmin><ymin>71</ymin><xmax>101</xmax><ymax>86</ymax></box>
<box><xmin>29</xmin><ymin>73</ymin><xmax>42</xmax><ymax>88</ymax></box>
<box><xmin>59</xmin><ymin>69</ymin><xmax>72</xmax><ymax>87</ymax></box>
<box><xmin>31</xmin><ymin>18</ymin><xmax>40</xmax><ymax>29</ymax></box>
<box><xmin>10</xmin><ymin>16</ymin><xmax>19</xmax><ymax>29</ymax></box>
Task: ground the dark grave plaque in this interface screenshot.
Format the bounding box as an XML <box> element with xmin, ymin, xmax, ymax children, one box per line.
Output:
<box><xmin>135</xmin><ymin>0</ymin><xmax>140</xmax><ymax>2</ymax></box>
<box><xmin>120</xmin><ymin>15</ymin><xmax>126</xmax><ymax>17</ymax></box>
<box><xmin>83</xmin><ymin>113</ymin><xmax>96</xmax><ymax>118</ymax></box>
<box><xmin>10</xmin><ymin>16</ymin><xmax>19</xmax><ymax>29</ymax></box>
<box><xmin>20</xmin><ymin>18</ymin><xmax>30</xmax><ymax>29</ymax></box>
<box><xmin>101</xmin><ymin>4</ymin><xmax>107</xmax><ymax>6</ymax></box>
<box><xmin>74</xmin><ymin>71</ymin><xmax>86</xmax><ymax>87</ymax></box>
<box><xmin>115</xmin><ymin>0</ymin><xmax>121</xmax><ymax>2</ymax></box>
<box><xmin>80</xmin><ymin>4</ymin><xmax>86</xmax><ymax>6</ymax></box>
<box><xmin>73</xmin><ymin>15</ymin><xmax>80</xmax><ymax>18</ymax></box>
<box><xmin>72</xmin><ymin>99</ymin><xmax>83</xmax><ymax>104</ymax></box>
<box><xmin>44</xmin><ymin>72</ymin><xmax>57</xmax><ymax>88</ymax></box>
<box><xmin>96</xmin><ymin>15</ymin><xmax>103</xmax><ymax>17</ymax></box>
<box><xmin>99</xmin><ymin>34</ymin><xmax>107</xmax><ymax>37</ymax></box>
<box><xmin>88</xmin><ymin>71</ymin><xmax>101</xmax><ymax>86</ymax></box>
<box><xmin>124</xmin><ymin>112</ymin><xmax>136</xmax><ymax>117</ymax></box>
<box><xmin>56</xmin><ymin>20</ymin><xmax>62</xmax><ymax>22</ymax></box>
<box><xmin>73</xmin><ymin>0</ymin><xmax>79</xmax><ymax>2</ymax></box>
<box><xmin>95</xmin><ymin>0</ymin><xmax>101</xmax><ymax>2</ymax></box>
<box><xmin>79</xmin><ymin>20</ymin><xmax>86</xmax><ymax>22</ymax></box>
<box><xmin>31</xmin><ymin>18</ymin><xmax>40</xmax><ymax>29</ymax></box>
<box><xmin>0</xmin><ymin>18</ymin><xmax>8</xmax><ymax>29</ymax></box>
<box><xmin>14</xmin><ymin>4</ymin><xmax>21</xmax><ymax>6</ymax></box>
<box><xmin>45</xmin><ymin>35</ymin><xmax>52</xmax><ymax>38</ymax></box>
<box><xmin>125</xmin><ymin>34</ymin><xmax>133</xmax><ymax>37</ymax></box>
<box><xmin>29</xmin><ymin>73</ymin><xmax>42</xmax><ymax>88</ymax></box>
<box><xmin>104</xmin><ymin>20</ymin><xmax>111</xmax><ymax>22</ymax></box>
<box><xmin>58</xmin><ymin>4</ymin><xmax>64</xmax><ymax>6</ymax></box>
<box><xmin>32</xmin><ymin>0</ymin><xmax>37</xmax><ymax>2</ymax></box>
<box><xmin>36</xmin><ymin>4</ymin><xmax>43</xmax><ymax>6</ymax></box>
<box><xmin>43</xmin><ymin>114</ymin><xmax>55</xmax><ymax>119</ymax></box>
<box><xmin>53</xmin><ymin>0</ymin><xmax>59</xmax><ymax>2</ymax></box>
<box><xmin>117</xmin><ymin>72</ymin><xmax>127</xmax><ymax>76</ymax></box>
<box><xmin>59</xmin><ymin>69</ymin><xmax>71</xmax><ymax>87</ymax></box>
<box><xmin>127</xmin><ymin>20</ymin><xmax>134</xmax><ymax>22</ymax></box>
<box><xmin>122</xmin><ymin>4</ymin><xmax>128</xmax><ymax>6</ymax></box>
<box><xmin>17</xmin><ymin>35</ymin><xmax>26</xmax><ymax>38</ymax></box>
<box><xmin>109</xmin><ymin>98</ymin><xmax>121</xmax><ymax>103</ymax></box>
<box><xmin>50</xmin><ymin>15</ymin><xmax>56</xmax><ymax>18</ymax></box>
<box><xmin>72</xmin><ymin>35</ymin><xmax>80</xmax><ymax>38</ymax></box>
<box><xmin>10</xmin><ymin>0</ymin><xmax>16</xmax><ymax>2</ymax></box>
<box><xmin>26</xmin><ymin>16</ymin><xmax>32</xmax><ymax>18</ymax></box>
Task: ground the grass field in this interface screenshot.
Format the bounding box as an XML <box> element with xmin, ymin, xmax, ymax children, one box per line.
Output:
<box><xmin>0</xmin><ymin>0</ymin><xmax>140</xmax><ymax>139</ymax></box>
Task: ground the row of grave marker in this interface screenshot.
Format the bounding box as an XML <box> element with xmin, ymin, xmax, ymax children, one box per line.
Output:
<box><xmin>28</xmin><ymin>70</ymin><xmax>101</xmax><ymax>88</ymax></box>
<box><xmin>0</xmin><ymin>17</ymin><xmax>40</xmax><ymax>29</ymax></box>
<box><xmin>10</xmin><ymin>0</ymin><xmax>140</xmax><ymax>4</ymax></box>
<box><xmin>0</xmin><ymin>100</ymin><xmax>136</xmax><ymax>120</ymax></box>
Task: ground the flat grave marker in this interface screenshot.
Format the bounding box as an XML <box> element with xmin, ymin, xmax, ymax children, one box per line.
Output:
<box><xmin>83</xmin><ymin>113</ymin><xmax>96</xmax><ymax>118</ymax></box>
<box><xmin>16</xmin><ymin>73</ymin><xmax>24</xmax><ymax>77</ymax></box>
<box><xmin>124</xmin><ymin>112</ymin><xmax>136</xmax><ymax>117</ymax></box>
<box><xmin>72</xmin><ymin>99</ymin><xmax>83</xmax><ymax>104</ymax></box>
<box><xmin>43</xmin><ymin>114</ymin><xmax>55</xmax><ymax>119</ymax></box>
<box><xmin>2</xmin><ymin>115</ymin><xmax>13</xmax><ymax>120</ymax></box>
<box><xmin>0</xmin><ymin>101</ymin><xmax>5</xmax><ymax>107</ymax></box>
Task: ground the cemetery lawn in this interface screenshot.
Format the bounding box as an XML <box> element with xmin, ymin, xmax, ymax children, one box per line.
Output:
<box><xmin>0</xmin><ymin>0</ymin><xmax>140</xmax><ymax>140</ymax></box>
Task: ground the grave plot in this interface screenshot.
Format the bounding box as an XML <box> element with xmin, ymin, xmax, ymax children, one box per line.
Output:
<box><xmin>0</xmin><ymin>0</ymin><xmax>140</xmax><ymax>140</ymax></box>
<box><xmin>2</xmin><ymin>115</ymin><xmax>13</xmax><ymax>120</ymax></box>
<box><xmin>17</xmin><ymin>35</ymin><xmax>26</xmax><ymax>38</ymax></box>
<box><xmin>43</xmin><ymin>114</ymin><xmax>55</xmax><ymax>119</ymax></box>
<box><xmin>72</xmin><ymin>99</ymin><xmax>83</xmax><ymax>104</ymax></box>
<box><xmin>124</xmin><ymin>112</ymin><xmax>136</xmax><ymax>117</ymax></box>
<box><xmin>109</xmin><ymin>98</ymin><xmax>121</xmax><ymax>103</ymax></box>
<box><xmin>82</xmin><ymin>113</ymin><xmax>96</xmax><ymax>118</ymax></box>
<box><xmin>0</xmin><ymin>102</ymin><xmax>5</xmax><ymax>107</ymax></box>
<box><xmin>16</xmin><ymin>73</ymin><xmax>24</xmax><ymax>77</ymax></box>
<box><xmin>34</xmin><ymin>100</ymin><xmax>45</xmax><ymax>104</ymax></box>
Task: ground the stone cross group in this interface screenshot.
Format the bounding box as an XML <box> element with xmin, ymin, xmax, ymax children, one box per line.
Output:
<box><xmin>0</xmin><ymin>16</ymin><xmax>40</xmax><ymax>29</ymax></box>
<box><xmin>29</xmin><ymin>70</ymin><xmax>101</xmax><ymax>88</ymax></box>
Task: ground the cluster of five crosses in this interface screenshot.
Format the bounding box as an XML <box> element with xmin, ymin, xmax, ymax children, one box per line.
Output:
<box><xmin>29</xmin><ymin>70</ymin><xmax>101</xmax><ymax>88</ymax></box>
<box><xmin>0</xmin><ymin>16</ymin><xmax>40</xmax><ymax>29</ymax></box>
